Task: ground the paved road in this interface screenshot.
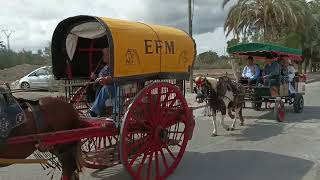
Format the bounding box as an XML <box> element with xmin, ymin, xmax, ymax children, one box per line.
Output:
<box><xmin>1</xmin><ymin>82</ymin><xmax>320</xmax><ymax>180</ymax></box>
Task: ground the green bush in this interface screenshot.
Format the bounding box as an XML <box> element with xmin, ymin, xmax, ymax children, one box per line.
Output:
<box><xmin>0</xmin><ymin>49</ymin><xmax>50</xmax><ymax>69</ymax></box>
<box><xmin>194</xmin><ymin>60</ymin><xmax>232</xmax><ymax>69</ymax></box>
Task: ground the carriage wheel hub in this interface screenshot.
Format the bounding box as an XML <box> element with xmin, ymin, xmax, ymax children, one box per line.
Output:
<box><xmin>153</xmin><ymin>127</ymin><xmax>168</xmax><ymax>143</ymax></box>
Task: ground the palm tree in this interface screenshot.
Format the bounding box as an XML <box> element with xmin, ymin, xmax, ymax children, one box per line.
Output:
<box><xmin>223</xmin><ymin>0</ymin><xmax>309</xmax><ymax>42</ymax></box>
<box><xmin>302</xmin><ymin>1</ymin><xmax>320</xmax><ymax>73</ymax></box>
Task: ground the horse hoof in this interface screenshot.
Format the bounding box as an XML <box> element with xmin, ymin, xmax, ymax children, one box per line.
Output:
<box><xmin>240</xmin><ymin>123</ymin><xmax>244</xmax><ymax>126</ymax></box>
<box><xmin>211</xmin><ymin>133</ymin><xmax>217</xmax><ymax>137</ymax></box>
<box><xmin>227</xmin><ymin>128</ymin><xmax>234</xmax><ymax>131</ymax></box>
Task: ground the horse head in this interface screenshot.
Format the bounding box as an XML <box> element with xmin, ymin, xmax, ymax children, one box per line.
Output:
<box><xmin>194</xmin><ymin>76</ymin><xmax>218</xmax><ymax>103</ymax></box>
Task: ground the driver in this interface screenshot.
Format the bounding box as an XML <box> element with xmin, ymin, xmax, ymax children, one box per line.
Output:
<box><xmin>88</xmin><ymin>48</ymin><xmax>115</xmax><ymax>117</ymax></box>
<box><xmin>240</xmin><ymin>56</ymin><xmax>260</xmax><ymax>85</ymax></box>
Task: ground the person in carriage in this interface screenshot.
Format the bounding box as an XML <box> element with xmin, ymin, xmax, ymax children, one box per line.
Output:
<box><xmin>261</xmin><ymin>57</ymin><xmax>281</xmax><ymax>86</ymax></box>
<box><xmin>283</xmin><ymin>59</ymin><xmax>297</xmax><ymax>94</ymax></box>
<box><xmin>239</xmin><ymin>56</ymin><xmax>260</xmax><ymax>85</ymax></box>
<box><xmin>88</xmin><ymin>47</ymin><xmax>115</xmax><ymax>117</ymax></box>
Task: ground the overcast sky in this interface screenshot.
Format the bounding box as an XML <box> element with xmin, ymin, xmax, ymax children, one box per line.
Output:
<box><xmin>0</xmin><ymin>0</ymin><xmax>235</xmax><ymax>55</ymax></box>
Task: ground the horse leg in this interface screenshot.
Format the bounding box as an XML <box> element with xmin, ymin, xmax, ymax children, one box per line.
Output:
<box><xmin>227</xmin><ymin>107</ymin><xmax>235</xmax><ymax>119</ymax></box>
<box><xmin>56</xmin><ymin>145</ymin><xmax>80</xmax><ymax>180</ymax></box>
<box><xmin>219</xmin><ymin>107</ymin><xmax>229</xmax><ymax>131</ymax></box>
<box><xmin>230</xmin><ymin>107</ymin><xmax>240</xmax><ymax>131</ymax></box>
<box><xmin>211</xmin><ymin>112</ymin><xmax>218</xmax><ymax>136</ymax></box>
<box><xmin>239</xmin><ymin>107</ymin><xmax>244</xmax><ymax>126</ymax></box>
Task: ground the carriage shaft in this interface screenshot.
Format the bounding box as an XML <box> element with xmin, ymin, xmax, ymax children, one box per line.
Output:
<box><xmin>6</xmin><ymin>126</ymin><xmax>118</xmax><ymax>147</ymax></box>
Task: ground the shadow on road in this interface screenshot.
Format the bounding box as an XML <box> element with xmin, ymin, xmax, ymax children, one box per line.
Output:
<box><xmin>243</xmin><ymin>106</ymin><xmax>320</xmax><ymax>121</ymax></box>
<box><xmin>87</xmin><ymin>150</ymin><xmax>314</xmax><ymax>180</ymax></box>
<box><xmin>230</xmin><ymin>121</ymin><xmax>284</xmax><ymax>141</ymax></box>
<box><xmin>258</xmin><ymin>106</ymin><xmax>320</xmax><ymax>122</ymax></box>
<box><xmin>230</xmin><ymin>106</ymin><xmax>320</xmax><ymax>141</ymax></box>
<box><xmin>171</xmin><ymin>150</ymin><xmax>314</xmax><ymax>180</ymax></box>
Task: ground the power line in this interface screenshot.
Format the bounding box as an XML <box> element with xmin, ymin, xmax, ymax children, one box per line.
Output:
<box><xmin>1</xmin><ymin>29</ymin><xmax>14</xmax><ymax>50</ymax></box>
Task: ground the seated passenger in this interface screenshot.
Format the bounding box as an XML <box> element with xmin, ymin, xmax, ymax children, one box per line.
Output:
<box><xmin>262</xmin><ymin>58</ymin><xmax>281</xmax><ymax>86</ymax></box>
<box><xmin>239</xmin><ymin>56</ymin><xmax>260</xmax><ymax>85</ymax></box>
<box><xmin>284</xmin><ymin>59</ymin><xmax>297</xmax><ymax>94</ymax></box>
<box><xmin>88</xmin><ymin>48</ymin><xmax>115</xmax><ymax>117</ymax></box>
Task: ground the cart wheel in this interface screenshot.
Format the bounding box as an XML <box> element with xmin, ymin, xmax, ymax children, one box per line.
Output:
<box><xmin>79</xmin><ymin>135</ymin><xmax>120</xmax><ymax>169</ymax></box>
<box><xmin>120</xmin><ymin>82</ymin><xmax>191</xmax><ymax>180</ymax></box>
<box><xmin>251</xmin><ymin>97</ymin><xmax>262</xmax><ymax>111</ymax></box>
<box><xmin>274</xmin><ymin>100</ymin><xmax>285</xmax><ymax>122</ymax></box>
<box><xmin>293</xmin><ymin>94</ymin><xmax>304</xmax><ymax>113</ymax></box>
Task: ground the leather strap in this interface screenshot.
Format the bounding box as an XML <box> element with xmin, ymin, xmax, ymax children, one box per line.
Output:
<box><xmin>25</xmin><ymin>102</ymin><xmax>46</xmax><ymax>133</ymax></box>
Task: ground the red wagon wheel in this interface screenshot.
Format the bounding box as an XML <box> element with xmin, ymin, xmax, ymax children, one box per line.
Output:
<box><xmin>274</xmin><ymin>100</ymin><xmax>285</xmax><ymax>122</ymax></box>
<box><xmin>79</xmin><ymin>135</ymin><xmax>120</xmax><ymax>169</ymax></box>
<box><xmin>120</xmin><ymin>82</ymin><xmax>192</xmax><ymax>180</ymax></box>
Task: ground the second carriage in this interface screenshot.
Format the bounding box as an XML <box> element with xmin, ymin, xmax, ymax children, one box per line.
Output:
<box><xmin>227</xmin><ymin>43</ymin><xmax>306</xmax><ymax>122</ymax></box>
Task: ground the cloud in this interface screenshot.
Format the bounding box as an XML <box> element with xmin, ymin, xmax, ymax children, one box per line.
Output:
<box><xmin>137</xmin><ymin>0</ymin><xmax>233</xmax><ymax>34</ymax></box>
<box><xmin>0</xmin><ymin>0</ymin><xmax>233</xmax><ymax>55</ymax></box>
<box><xmin>0</xmin><ymin>0</ymin><xmax>142</xmax><ymax>51</ymax></box>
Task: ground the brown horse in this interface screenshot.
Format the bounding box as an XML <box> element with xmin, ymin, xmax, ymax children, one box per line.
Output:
<box><xmin>0</xmin><ymin>94</ymin><xmax>82</xmax><ymax>180</ymax></box>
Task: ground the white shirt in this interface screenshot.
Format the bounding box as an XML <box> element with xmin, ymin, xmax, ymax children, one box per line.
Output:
<box><xmin>287</xmin><ymin>65</ymin><xmax>296</xmax><ymax>82</ymax></box>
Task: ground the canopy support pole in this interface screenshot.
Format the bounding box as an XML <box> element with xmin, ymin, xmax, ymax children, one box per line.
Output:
<box><xmin>230</xmin><ymin>58</ymin><xmax>239</xmax><ymax>82</ymax></box>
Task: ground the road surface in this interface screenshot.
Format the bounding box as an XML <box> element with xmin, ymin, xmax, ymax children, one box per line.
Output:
<box><xmin>1</xmin><ymin>82</ymin><xmax>320</xmax><ymax>180</ymax></box>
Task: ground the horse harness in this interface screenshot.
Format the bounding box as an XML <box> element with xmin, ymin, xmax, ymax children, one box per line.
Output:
<box><xmin>25</xmin><ymin>101</ymin><xmax>47</xmax><ymax>134</ymax></box>
<box><xmin>199</xmin><ymin>77</ymin><xmax>245</xmax><ymax>108</ymax></box>
<box><xmin>0</xmin><ymin>86</ymin><xmax>47</xmax><ymax>136</ymax></box>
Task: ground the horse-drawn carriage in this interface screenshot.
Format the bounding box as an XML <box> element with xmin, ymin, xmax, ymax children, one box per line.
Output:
<box><xmin>0</xmin><ymin>15</ymin><xmax>196</xmax><ymax>180</ymax></box>
<box><xmin>227</xmin><ymin>43</ymin><xmax>306</xmax><ymax>122</ymax></box>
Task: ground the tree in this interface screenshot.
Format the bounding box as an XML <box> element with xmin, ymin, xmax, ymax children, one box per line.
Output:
<box><xmin>226</xmin><ymin>38</ymin><xmax>240</xmax><ymax>49</ymax></box>
<box><xmin>37</xmin><ymin>49</ymin><xmax>43</xmax><ymax>56</ymax></box>
<box><xmin>301</xmin><ymin>0</ymin><xmax>320</xmax><ymax>73</ymax></box>
<box><xmin>223</xmin><ymin>0</ymin><xmax>320</xmax><ymax>73</ymax></box>
<box><xmin>223</xmin><ymin>0</ymin><xmax>309</xmax><ymax>42</ymax></box>
<box><xmin>198</xmin><ymin>51</ymin><xmax>219</xmax><ymax>64</ymax></box>
<box><xmin>43</xmin><ymin>41</ymin><xmax>52</xmax><ymax>61</ymax></box>
<box><xmin>0</xmin><ymin>41</ymin><xmax>5</xmax><ymax>50</ymax></box>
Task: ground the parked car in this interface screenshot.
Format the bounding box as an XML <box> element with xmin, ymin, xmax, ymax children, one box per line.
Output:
<box><xmin>18</xmin><ymin>66</ymin><xmax>55</xmax><ymax>89</ymax></box>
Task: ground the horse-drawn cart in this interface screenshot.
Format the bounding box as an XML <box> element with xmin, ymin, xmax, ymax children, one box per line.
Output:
<box><xmin>227</xmin><ymin>43</ymin><xmax>306</xmax><ymax>122</ymax></box>
<box><xmin>0</xmin><ymin>15</ymin><xmax>196</xmax><ymax>180</ymax></box>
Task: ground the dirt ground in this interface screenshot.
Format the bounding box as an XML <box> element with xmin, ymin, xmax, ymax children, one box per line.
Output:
<box><xmin>0</xmin><ymin>64</ymin><xmax>232</xmax><ymax>101</ymax></box>
<box><xmin>0</xmin><ymin>64</ymin><xmax>43</xmax><ymax>84</ymax></box>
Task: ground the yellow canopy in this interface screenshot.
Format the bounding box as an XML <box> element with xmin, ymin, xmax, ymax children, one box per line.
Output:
<box><xmin>52</xmin><ymin>15</ymin><xmax>196</xmax><ymax>83</ymax></box>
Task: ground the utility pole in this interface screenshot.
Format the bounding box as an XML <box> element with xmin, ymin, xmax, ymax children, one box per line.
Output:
<box><xmin>188</xmin><ymin>0</ymin><xmax>194</xmax><ymax>92</ymax></box>
<box><xmin>1</xmin><ymin>29</ymin><xmax>14</xmax><ymax>50</ymax></box>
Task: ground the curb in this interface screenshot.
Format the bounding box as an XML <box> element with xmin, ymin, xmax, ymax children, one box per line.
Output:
<box><xmin>307</xmin><ymin>79</ymin><xmax>320</xmax><ymax>84</ymax></box>
<box><xmin>189</xmin><ymin>104</ymin><xmax>207</xmax><ymax>111</ymax></box>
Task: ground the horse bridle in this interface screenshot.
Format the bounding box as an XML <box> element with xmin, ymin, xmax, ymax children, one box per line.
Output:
<box><xmin>196</xmin><ymin>77</ymin><xmax>234</xmax><ymax>103</ymax></box>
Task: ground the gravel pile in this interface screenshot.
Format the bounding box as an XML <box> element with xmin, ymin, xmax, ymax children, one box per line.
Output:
<box><xmin>0</xmin><ymin>64</ymin><xmax>43</xmax><ymax>84</ymax></box>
